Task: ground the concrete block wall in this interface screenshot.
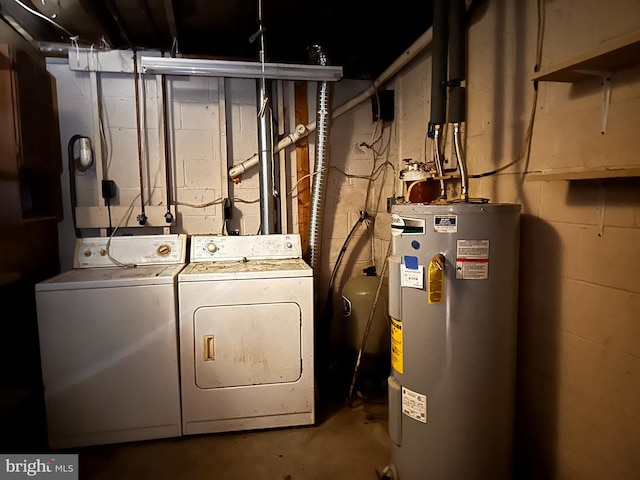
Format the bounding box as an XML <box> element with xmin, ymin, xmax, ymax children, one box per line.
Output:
<box><xmin>388</xmin><ymin>0</ymin><xmax>640</xmax><ymax>478</ymax></box>
<box><xmin>319</xmin><ymin>80</ymin><xmax>398</xmax><ymax>331</ymax></box>
<box><xmin>48</xmin><ymin>56</ymin><xmax>395</xmax><ymax>319</ymax></box>
<box><xmin>48</xmin><ymin>61</ymin><xmax>288</xmax><ymax>269</ymax></box>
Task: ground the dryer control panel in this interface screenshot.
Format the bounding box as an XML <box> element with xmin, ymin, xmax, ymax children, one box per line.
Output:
<box><xmin>190</xmin><ymin>234</ymin><xmax>302</xmax><ymax>262</ymax></box>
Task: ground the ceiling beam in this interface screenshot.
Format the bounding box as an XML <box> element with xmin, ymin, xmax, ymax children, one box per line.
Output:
<box><xmin>163</xmin><ymin>0</ymin><xmax>178</xmax><ymax>55</ymax></box>
<box><xmin>137</xmin><ymin>0</ymin><xmax>163</xmax><ymax>49</ymax></box>
<box><xmin>103</xmin><ymin>0</ymin><xmax>133</xmax><ymax>49</ymax></box>
<box><xmin>76</xmin><ymin>0</ymin><xmax>123</xmax><ymax>48</ymax></box>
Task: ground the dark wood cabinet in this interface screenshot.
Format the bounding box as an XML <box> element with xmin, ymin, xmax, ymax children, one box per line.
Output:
<box><xmin>0</xmin><ymin>40</ymin><xmax>60</xmax><ymax>453</ymax></box>
<box><xmin>0</xmin><ymin>44</ymin><xmax>62</xmax><ymax>224</ymax></box>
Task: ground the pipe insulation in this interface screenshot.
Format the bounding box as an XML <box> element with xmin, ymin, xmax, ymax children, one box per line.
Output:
<box><xmin>448</xmin><ymin>0</ymin><xmax>466</xmax><ymax>124</ymax></box>
<box><xmin>430</xmin><ymin>0</ymin><xmax>448</xmax><ymax>125</ymax></box>
<box><xmin>448</xmin><ymin>0</ymin><xmax>466</xmax><ymax>84</ymax></box>
<box><xmin>306</xmin><ymin>44</ymin><xmax>333</xmax><ymax>281</ymax></box>
<box><xmin>228</xmin><ymin>27</ymin><xmax>434</xmax><ymax>179</ymax></box>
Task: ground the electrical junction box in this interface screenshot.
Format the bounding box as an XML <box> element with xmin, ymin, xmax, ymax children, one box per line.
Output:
<box><xmin>372</xmin><ymin>90</ymin><xmax>394</xmax><ymax>122</ymax></box>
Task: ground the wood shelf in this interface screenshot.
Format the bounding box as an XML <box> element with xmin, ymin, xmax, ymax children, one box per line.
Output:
<box><xmin>526</xmin><ymin>166</ymin><xmax>640</xmax><ymax>181</ymax></box>
<box><xmin>532</xmin><ymin>31</ymin><xmax>640</xmax><ymax>82</ymax></box>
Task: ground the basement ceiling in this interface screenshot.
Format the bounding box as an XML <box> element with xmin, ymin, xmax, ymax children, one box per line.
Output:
<box><xmin>0</xmin><ymin>0</ymin><xmax>433</xmax><ymax>79</ymax></box>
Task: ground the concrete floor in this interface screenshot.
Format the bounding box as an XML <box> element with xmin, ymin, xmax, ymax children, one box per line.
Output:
<box><xmin>76</xmin><ymin>399</ymin><xmax>391</xmax><ymax>480</ymax></box>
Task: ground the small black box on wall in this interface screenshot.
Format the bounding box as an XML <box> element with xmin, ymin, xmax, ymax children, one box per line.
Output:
<box><xmin>371</xmin><ymin>90</ymin><xmax>394</xmax><ymax>122</ymax></box>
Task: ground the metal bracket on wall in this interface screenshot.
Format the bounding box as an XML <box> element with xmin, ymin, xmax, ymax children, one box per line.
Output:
<box><xmin>574</xmin><ymin>69</ymin><xmax>612</xmax><ymax>134</ymax></box>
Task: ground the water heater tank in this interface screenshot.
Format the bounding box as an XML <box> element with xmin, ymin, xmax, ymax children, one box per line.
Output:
<box><xmin>387</xmin><ymin>203</ymin><xmax>520</xmax><ymax>479</ymax></box>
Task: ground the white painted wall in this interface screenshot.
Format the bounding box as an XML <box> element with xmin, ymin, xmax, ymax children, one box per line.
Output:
<box><xmin>48</xmin><ymin>60</ymin><xmax>304</xmax><ymax>270</ymax></box>
<box><xmin>48</xmin><ymin>57</ymin><xmax>393</xmax><ymax>294</ymax></box>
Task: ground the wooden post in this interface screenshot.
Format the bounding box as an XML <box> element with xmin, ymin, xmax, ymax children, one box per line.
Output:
<box><xmin>294</xmin><ymin>81</ymin><xmax>310</xmax><ymax>253</ymax></box>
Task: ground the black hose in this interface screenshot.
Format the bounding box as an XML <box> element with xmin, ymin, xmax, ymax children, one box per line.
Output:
<box><xmin>67</xmin><ymin>135</ymin><xmax>85</xmax><ymax>238</ymax></box>
<box><xmin>324</xmin><ymin>211</ymin><xmax>369</xmax><ymax>317</ymax></box>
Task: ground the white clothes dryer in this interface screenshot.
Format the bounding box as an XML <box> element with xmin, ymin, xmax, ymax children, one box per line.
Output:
<box><xmin>178</xmin><ymin>234</ymin><xmax>314</xmax><ymax>435</ymax></box>
<box><xmin>35</xmin><ymin>234</ymin><xmax>186</xmax><ymax>449</ymax></box>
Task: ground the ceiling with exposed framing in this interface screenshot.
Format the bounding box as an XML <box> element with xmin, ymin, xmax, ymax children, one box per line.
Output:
<box><xmin>0</xmin><ymin>0</ymin><xmax>433</xmax><ymax>79</ymax></box>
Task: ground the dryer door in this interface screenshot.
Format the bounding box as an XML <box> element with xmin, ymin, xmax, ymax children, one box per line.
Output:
<box><xmin>194</xmin><ymin>302</ymin><xmax>302</xmax><ymax>389</ymax></box>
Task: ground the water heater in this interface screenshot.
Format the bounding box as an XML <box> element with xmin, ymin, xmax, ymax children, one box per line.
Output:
<box><xmin>387</xmin><ymin>202</ymin><xmax>520</xmax><ymax>479</ymax></box>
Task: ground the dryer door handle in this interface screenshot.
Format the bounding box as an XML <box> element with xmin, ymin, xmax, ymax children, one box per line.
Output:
<box><xmin>204</xmin><ymin>335</ymin><xmax>215</xmax><ymax>361</ymax></box>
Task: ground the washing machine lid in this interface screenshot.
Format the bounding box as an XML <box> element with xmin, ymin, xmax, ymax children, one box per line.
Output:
<box><xmin>36</xmin><ymin>263</ymin><xmax>185</xmax><ymax>291</ymax></box>
<box><xmin>179</xmin><ymin>258</ymin><xmax>312</xmax><ymax>282</ymax></box>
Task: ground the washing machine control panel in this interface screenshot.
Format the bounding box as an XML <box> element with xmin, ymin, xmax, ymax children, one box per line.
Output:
<box><xmin>73</xmin><ymin>234</ymin><xmax>187</xmax><ymax>268</ymax></box>
<box><xmin>190</xmin><ymin>234</ymin><xmax>302</xmax><ymax>262</ymax></box>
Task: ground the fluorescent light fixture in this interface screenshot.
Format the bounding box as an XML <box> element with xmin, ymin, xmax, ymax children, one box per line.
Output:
<box><xmin>140</xmin><ymin>56</ymin><xmax>343</xmax><ymax>82</ymax></box>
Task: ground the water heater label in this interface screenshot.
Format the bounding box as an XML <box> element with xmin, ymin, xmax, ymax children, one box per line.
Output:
<box><xmin>402</xmin><ymin>387</ymin><xmax>427</xmax><ymax>423</ymax></box>
<box><xmin>391</xmin><ymin>318</ymin><xmax>403</xmax><ymax>374</ymax></box>
<box><xmin>428</xmin><ymin>258</ymin><xmax>444</xmax><ymax>303</ymax></box>
<box><xmin>434</xmin><ymin>215</ymin><xmax>457</xmax><ymax>233</ymax></box>
<box><xmin>401</xmin><ymin>264</ymin><xmax>424</xmax><ymax>289</ymax></box>
<box><xmin>391</xmin><ymin>214</ymin><xmax>426</xmax><ymax>236</ymax></box>
<box><xmin>456</xmin><ymin>240</ymin><xmax>490</xmax><ymax>280</ymax></box>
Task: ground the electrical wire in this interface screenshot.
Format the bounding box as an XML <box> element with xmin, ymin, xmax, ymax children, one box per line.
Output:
<box><xmin>105</xmin><ymin>194</ymin><xmax>141</xmax><ymax>268</ymax></box>
<box><xmin>67</xmin><ymin>135</ymin><xmax>84</xmax><ymax>238</ymax></box>
<box><xmin>172</xmin><ymin>197</ymin><xmax>258</xmax><ymax>209</ymax></box>
<box><xmin>287</xmin><ymin>168</ymin><xmax>327</xmax><ymax>197</ymax></box>
<box><xmin>12</xmin><ymin>0</ymin><xmax>75</xmax><ymax>38</ymax></box>
<box><xmin>94</xmin><ymin>71</ymin><xmax>115</xmax><ymax>232</ymax></box>
<box><xmin>287</xmin><ymin>162</ymin><xmax>396</xmax><ymax>200</ymax></box>
<box><xmin>233</xmin><ymin>197</ymin><xmax>260</xmax><ymax>204</ymax></box>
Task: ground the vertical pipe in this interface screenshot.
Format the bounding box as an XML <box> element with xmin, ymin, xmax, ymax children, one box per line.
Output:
<box><xmin>433</xmin><ymin>125</ymin><xmax>447</xmax><ymax>199</ymax></box>
<box><xmin>430</xmin><ymin>0</ymin><xmax>449</xmax><ymax>201</ymax></box>
<box><xmin>453</xmin><ymin>123</ymin><xmax>469</xmax><ymax>200</ymax></box>
<box><xmin>159</xmin><ymin>75</ymin><xmax>174</xmax><ymax>225</ymax></box>
<box><xmin>256</xmin><ymin>78</ymin><xmax>275</xmax><ymax>234</ymax></box>
<box><xmin>133</xmin><ymin>51</ymin><xmax>147</xmax><ymax>225</ymax></box>
<box><xmin>306</xmin><ymin>45</ymin><xmax>333</xmax><ymax>282</ymax></box>
<box><xmin>448</xmin><ymin>0</ymin><xmax>469</xmax><ymax>200</ymax></box>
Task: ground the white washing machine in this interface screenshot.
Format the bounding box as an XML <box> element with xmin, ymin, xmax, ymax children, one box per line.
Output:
<box><xmin>35</xmin><ymin>234</ymin><xmax>186</xmax><ymax>449</ymax></box>
<box><xmin>178</xmin><ymin>234</ymin><xmax>314</xmax><ymax>435</ymax></box>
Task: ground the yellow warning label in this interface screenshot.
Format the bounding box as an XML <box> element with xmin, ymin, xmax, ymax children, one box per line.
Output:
<box><xmin>391</xmin><ymin>317</ymin><xmax>403</xmax><ymax>374</ymax></box>
<box><xmin>428</xmin><ymin>257</ymin><xmax>444</xmax><ymax>304</ymax></box>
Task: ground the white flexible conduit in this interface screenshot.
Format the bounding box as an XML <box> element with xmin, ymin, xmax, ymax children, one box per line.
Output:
<box><xmin>306</xmin><ymin>45</ymin><xmax>332</xmax><ymax>279</ymax></box>
<box><xmin>228</xmin><ymin>26</ymin><xmax>434</xmax><ymax>179</ymax></box>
